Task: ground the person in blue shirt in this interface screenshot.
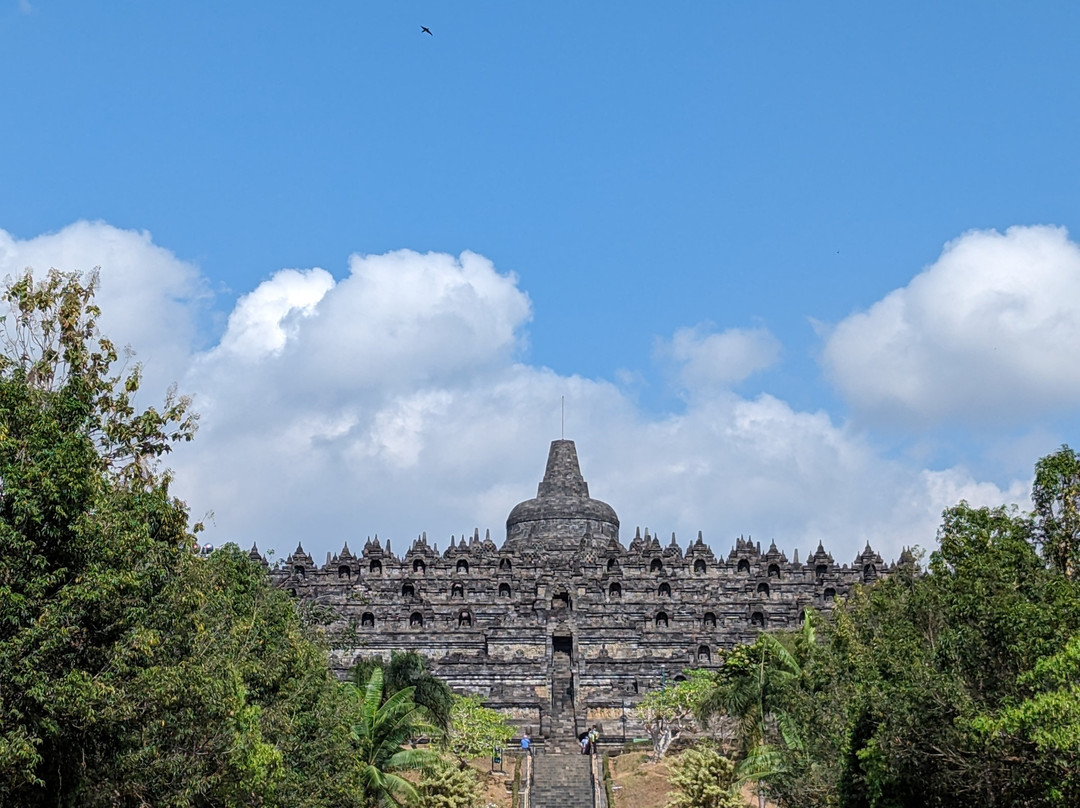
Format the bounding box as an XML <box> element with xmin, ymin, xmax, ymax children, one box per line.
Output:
<box><xmin>520</xmin><ymin>733</ymin><xmax>531</xmax><ymax>756</ymax></box>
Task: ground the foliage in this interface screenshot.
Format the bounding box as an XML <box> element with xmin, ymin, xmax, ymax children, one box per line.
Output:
<box><xmin>1033</xmin><ymin>445</ymin><xmax>1080</xmax><ymax>580</ymax></box>
<box><xmin>0</xmin><ymin>269</ymin><xmax>373</xmax><ymax>806</ymax></box>
<box><xmin>439</xmin><ymin>694</ymin><xmax>514</xmax><ymax>767</ymax></box>
<box><xmin>635</xmin><ymin>669</ymin><xmax>716</xmax><ymax>761</ymax></box>
<box><xmin>350</xmin><ymin>667</ymin><xmax>441</xmax><ymax>808</ymax></box>
<box><xmin>766</xmin><ymin>502</ymin><xmax>1080</xmax><ymax>808</ymax></box>
<box><xmin>107</xmin><ymin>545</ymin><xmax>370</xmax><ymax>807</ymax></box>
<box><xmin>0</xmin><ymin>267</ymin><xmax>194</xmax><ymax>801</ymax></box>
<box><xmin>666</xmin><ymin>745</ymin><xmax>742</xmax><ymax>808</ymax></box>
<box><xmin>692</xmin><ymin>462</ymin><xmax>1080</xmax><ymax>808</ymax></box>
<box><xmin>351</xmin><ymin>651</ymin><xmax>455</xmax><ymax>732</ymax></box>
<box><xmin>698</xmin><ymin>617</ymin><xmax>814</xmax><ymax>781</ymax></box>
<box><xmin>416</xmin><ymin>757</ymin><xmax>482</xmax><ymax>808</ymax></box>
<box><xmin>694</xmin><ymin>614</ymin><xmax>825</xmax><ymax>808</ymax></box>
<box><xmin>0</xmin><ymin>267</ymin><xmax>197</xmax><ymax>484</ymax></box>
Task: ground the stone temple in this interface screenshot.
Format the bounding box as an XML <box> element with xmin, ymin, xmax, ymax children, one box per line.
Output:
<box><xmin>264</xmin><ymin>439</ymin><xmax>893</xmax><ymax>741</ymax></box>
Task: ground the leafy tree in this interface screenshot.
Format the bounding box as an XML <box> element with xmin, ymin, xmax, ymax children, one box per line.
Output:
<box><xmin>106</xmin><ymin>544</ymin><xmax>370</xmax><ymax>807</ymax></box>
<box><xmin>823</xmin><ymin>503</ymin><xmax>1080</xmax><ymax>808</ymax></box>
<box><xmin>0</xmin><ymin>269</ymin><xmax>372</xmax><ymax>806</ymax></box>
<box><xmin>439</xmin><ymin>694</ymin><xmax>514</xmax><ymax>767</ymax></box>
<box><xmin>635</xmin><ymin>669</ymin><xmax>715</xmax><ymax>761</ymax></box>
<box><xmin>0</xmin><ymin>268</ymin><xmax>196</xmax><ymax>801</ymax></box>
<box><xmin>350</xmin><ymin>667</ymin><xmax>440</xmax><ymax>808</ymax></box>
<box><xmin>351</xmin><ymin>652</ymin><xmax>454</xmax><ymax>732</ymax></box>
<box><xmin>967</xmin><ymin>633</ymin><xmax>1080</xmax><ymax>801</ymax></box>
<box><xmin>1033</xmin><ymin>444</ymin><xmax>1080</xmax><ymax>579</ymax></box>
<box><xmin>697</xmin><ymin>616</ymin><xmax>816</xmax><ymax>808</ymax></box>
<box><xmin>416</xmin><ymin>757</ymin><xmax>482</xmax><ymax>808</ymax></box>
<box><xmin>666</xmin><ymin>745</ymin><xmax>742</xmax><ymax>808</ymax></box>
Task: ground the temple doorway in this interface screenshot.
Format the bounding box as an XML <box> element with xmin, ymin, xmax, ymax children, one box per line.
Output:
<box><xmin>552</xmin><ymin>635</ymin><xmax>573</xmax><ymax>658</ymax></box>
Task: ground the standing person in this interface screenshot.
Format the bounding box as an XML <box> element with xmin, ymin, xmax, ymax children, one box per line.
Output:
<box><xmin>588</xmin><ymin>726</ymin><xmax>598</xmax><ymax>751</ymax></box>
<box><xmin>521</xmin><ymin>733</ymin><xmax>531</xmax><ymax>757</ymax></box>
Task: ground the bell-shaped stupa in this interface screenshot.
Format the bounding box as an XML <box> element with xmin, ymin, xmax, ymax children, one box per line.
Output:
<box><xmin>504</xmin><ymin>439</ymin><xmax>619</xmax><ymax>553</ymax></box>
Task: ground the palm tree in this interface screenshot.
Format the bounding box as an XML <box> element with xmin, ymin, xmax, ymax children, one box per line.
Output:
<box><xmin>350</xmin><ymin>668</ymin><xmax>441</xmax><ymax>808</ymax></box>
<box><xmin>350</xmin><ymin>651</ymin><xmax>454</xmax><ymax>732</ymax></box>
<box><xmin>699</xmin><ymin>613</ymin><xmax>816</xmax><ymax>808</ymax></box>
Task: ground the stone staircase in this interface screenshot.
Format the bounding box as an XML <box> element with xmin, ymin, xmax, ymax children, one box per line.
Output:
<box><xmin>530</xmin><ymin>752</ymin><xmax>593</xmax><ymax>808</ymax></box>
<box><xmin>526</xmin><ymin>650</ymin><xmax>594</xmax><ymax>808</ymax></box>
<box><xmin>549</xmin><ymin>652</ymin><xmax>579</xmax><ymax>753</ymax></box>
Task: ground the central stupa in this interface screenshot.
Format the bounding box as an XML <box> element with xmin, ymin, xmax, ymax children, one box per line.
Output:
<box><xmin>504</xmin><ymin>439</ymin><xmax>619</xmax><ymax>553</ymax></box>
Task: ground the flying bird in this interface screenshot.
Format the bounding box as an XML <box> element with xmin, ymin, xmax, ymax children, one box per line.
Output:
<box><xmin>421</xmin><ymin>26</ymin><xmax>433</xmax><ymax>36</ymax></box>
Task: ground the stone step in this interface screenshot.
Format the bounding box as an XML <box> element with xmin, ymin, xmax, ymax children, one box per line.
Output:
<box><xmin>531</xmin><ymin>753</ymin><xmax>593</xmax><ymax>808</ymax></box>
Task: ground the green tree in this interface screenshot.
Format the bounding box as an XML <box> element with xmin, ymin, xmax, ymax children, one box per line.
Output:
<box><xmin>106</xmin><ymin>544</ymin><xmax>370</xmax><ymax>807</ymax></box>
<box><xmin>0</xmin><ymin>268</ymin><xmax>196</xmax><ymax>801</ymax></box>
<box><xmin>1033</xmin><ymin>445</ymin><xmax>1080</xmax><ymax>579</ymax></box>
<box><xmin>351</xmin><ymin>652</ymin><xmax>455</xmax><ymax>732</ymax></box>
<box><xmin>828</xmin><ymin>502</ymin><xmax>1080</xmax><ymax>808</ymax></box>
<box><xmin>350</xmin><ymin>668</ymin><xmax>440</xmax><ymax>808</ymax></box>
<box><xmin>635</xmin><ymin>669</ymin><xmax>715</xmax><ymax>761</ymax></box>
<box><xmin>698</xmin><ymin>616</ymin><xmax>816</xmax><ymax>807</ymax></box>
<box><xmin>439</xmin><ymin>694</ymin><xmax>514</xmax><ymax>767</ymax></box>
<box><xmin>0</xmin><ymin>269</ymin><xmax>372</xmax><ymax>807</ymax></box>
<box><xmin>416</xmin><ymin>757</ymin><xmax>481</xmax><ymax>808</ymax></box>
<box><xmin>666</xmin><ymin>745</ymin><xmax>742</xmax><ymax>808</ymax></box>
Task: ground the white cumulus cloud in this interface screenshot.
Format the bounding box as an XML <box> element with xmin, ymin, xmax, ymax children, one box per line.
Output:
<box><xmin>0</xmin><ymin>221</ymin><xmax>205</xmax><ymax>401</ymax></box>
<box><xmin>823</xmin><ymin>225</ymin><xmax>1080</xmax><ymax>424</ymax></box>
<box><xmin>658</xmin><ymin>325</ymin><xmax>781</xmax><ymax>392</ymax></box>
<box><xmin>0</xmin><ymin>220</ymin><xmax>1036</xmax><ymax>569</ymax></box>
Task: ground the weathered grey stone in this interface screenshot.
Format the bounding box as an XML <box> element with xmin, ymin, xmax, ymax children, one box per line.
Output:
<box><xmin>268</xmin><ymin>439</ymin><xmax>895</xmax><ymax>741</ymax></box>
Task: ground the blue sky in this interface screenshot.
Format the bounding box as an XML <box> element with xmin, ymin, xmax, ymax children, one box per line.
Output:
<box><xmin>3</xmin><ymin>1</ymin><xmax>1079</xmax><ymax>565</ymax></box>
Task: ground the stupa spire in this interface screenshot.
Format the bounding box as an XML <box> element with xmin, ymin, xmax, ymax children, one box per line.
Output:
<box><xmin>536</xmin><ymin>439</ymin><xmax>590</xmax><ymax>498</ymax></box>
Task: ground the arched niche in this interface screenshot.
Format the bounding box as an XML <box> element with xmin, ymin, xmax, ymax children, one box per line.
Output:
<box><xmin>609</xmin><ymin>581</ymin><xmax>622</xmax><ymax>598</ymax></box>
<box><xmin>823</xmin><ymin>587</ymin><xmax>836</xmax><ymax>602</ymax></box>
<box><xmin>737</xmin><ymin>558</ymin><xmax>751</xmax><ymax>574</ymax></box>
<box><xmin>703</xmin><ymin>611</ymin><xmax>717</xmax><ymax>628</ymax></box>
<box><xmin>457</xmin><ymin>610</ymin><xmax>472</xmax><ymax>627</ymax></box>
<box><xmin>361</xmin><ymin>612</ymin><xmax>375</xmax><ymax>628</ymax></box>
<box><xmin>815</xmin><ymin>563</ymin><xmax>828</xmax><ymax>577</ymax></box>
<box><xmin>456</xmin><ymin>559</ymin><xmax>469</xmax><ymax>574</ymax></box>
<box><xmin>767</xmin><ymin>563</ymin><xmax>781</xmax><ymax>578</ymax></box>
<box><xmin>409</xmin><ymin>611</ymin><xmax>424</xmax><ymax>628</ymax></box>
<box><xmin>498</xmin><ymin>582</ymin><xmax>512</xmax><ymax>598</ymax></box>
<box><xmin>863</xmin><ymin>564</ymin><xmax>876</xmax><ymax>583</ymax></box>
<box><xmin>337</xmin><ymin>565</ymin><xmax>351</xmax><ymax>580</ymax></box>
<box><xmin>697</xmin><ymin>645</ymin><xmax>711</xmax><ymax>662</ymax></box>
<box><xmin>607</xmin><ymin>558</ymin><xmax>620</xmax><ymax>571</ymax></box>
<box><xmin>757</xmin><ymin>582</ymin><xmax>771</xmax><ymax>598</ymax></box>
<box><xmin>401</xmin><ymin>582</ymin><xmax>416</xmax><ymax>599</ymax></box>
<box><xmin>413</xmin><ymin>559</ymin><xmax>426</xmax><ymax>574</ymax></box>
<box><xmin>655</xmin><ymin>611</ymin><xmax>669</xmax><ymax>628</ymax></box>
<box><xmin>369</xmin><ymin>559</ymin><xmax>382</xmax><ymax>575</ymax></box>
<box><xmin>650</xmin><ymin>558</ymin><xmax>663</xmax><ymax>573</ymax></box>
<box><xmin>750</xmin><ymin>611</ymin><xmax>766</xmax><ymax>628</ymax></box>
<box><xmin>451</xmin><ymin>582</ymin><xmax>464</xmax><ymax>599</ymax></box>
<box><xmin>499</xmin><ymin>558</ymin><xmax>512</xmax><ymax>572</ymax></box>
<box><xmin>693</xmin><ymin>559</ymin><xmax>706</xmax><ymax>574</ymax></box>
<box><xmin>658</xmin><ymin>582</ymin><xmax>672</xmax><ymax>598</ymax></box>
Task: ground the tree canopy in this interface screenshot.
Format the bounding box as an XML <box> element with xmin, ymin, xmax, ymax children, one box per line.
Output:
<box><xmin>0</xmin><ymin>269</ymin><xmax>378</xmax><ymax>806</ymax></box>
<box><xmin>698</xmin><ymin>458</ymin><xmax>1080</xmax><ymax>808</ymax></box>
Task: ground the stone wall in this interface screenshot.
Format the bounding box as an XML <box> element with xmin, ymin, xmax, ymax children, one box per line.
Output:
<box><xmin>264</xmin><ymin>440</ymin><xmax>897</xmax><ymax>740</ymax></box>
